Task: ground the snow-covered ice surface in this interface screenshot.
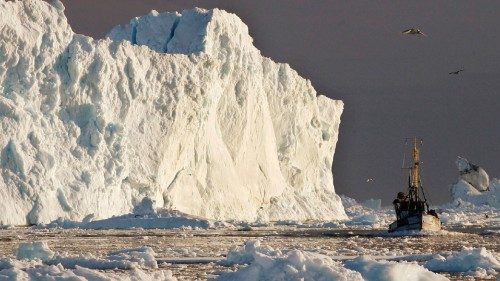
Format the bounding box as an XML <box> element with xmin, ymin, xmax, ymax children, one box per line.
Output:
<box><xmin>0</xmin><ymin>227</ymin><xmax>498</xmax><ymax>280</ymax></box>
<box><xmin>0</xmin><ymin>0</ymin><xmax>345</xmax><ymax>226</ymax></box>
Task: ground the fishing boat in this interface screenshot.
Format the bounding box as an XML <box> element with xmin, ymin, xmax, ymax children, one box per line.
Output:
<box><xmin>388</xmin><ymin>138</ymin><xmax>441</xmax><ymax>232</ymax></box>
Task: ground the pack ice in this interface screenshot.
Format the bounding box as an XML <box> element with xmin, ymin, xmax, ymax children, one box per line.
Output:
<box><xmin>0</xmin><ymin>0</ymin><xmax>345</xmax><ymax>225</ymax></box>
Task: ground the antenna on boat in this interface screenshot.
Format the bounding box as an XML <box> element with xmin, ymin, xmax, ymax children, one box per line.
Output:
<box><xmin>401</xmin><ymin>137</ymin><xmax>422</xmax><ymax>170</ymax></box>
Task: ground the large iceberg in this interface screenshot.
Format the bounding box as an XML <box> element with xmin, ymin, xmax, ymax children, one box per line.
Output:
<box><xmin>0</xmin><ymin>0</ymin><xmax>345</xmax><ymax>225</ymax></box>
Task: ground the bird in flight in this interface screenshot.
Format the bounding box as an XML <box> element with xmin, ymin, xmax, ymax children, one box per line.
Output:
<box><xmin>366</xmin><ymin>178</ymin><xmax>374</xmax><ymax>183</ymax></box>
<box><xmin>449</xmin><ymin>69</ymin><xmax>464</xmax><ymax>75</ymax></box>
<box><xmin>402</xmin><ymin>28</ymin><xmax>427</xmax><ymax>36</ymax></box>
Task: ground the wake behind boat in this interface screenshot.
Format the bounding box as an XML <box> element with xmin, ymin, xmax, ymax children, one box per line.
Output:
<box><xmin>389</xmin><ymin>138</ymin><xmax>441</xmax><ymax>232</ymax></box>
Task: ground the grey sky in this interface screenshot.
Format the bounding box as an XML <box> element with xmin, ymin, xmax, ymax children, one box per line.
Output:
<box><xmin>60</xmin><ymin>0</ymin><xmax>500</xmax><ymax>205</ymax></box>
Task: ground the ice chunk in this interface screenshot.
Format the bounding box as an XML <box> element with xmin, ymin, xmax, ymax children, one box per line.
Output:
<box><xmin>46</xmin><ymin>246</ymin><xmax>158</xmax><ymax>270</ymax></box>
<box><xmin>345</xmin><ymin>256</ymin><xmax>448</xmax><ymax>281</ymax></box>
<box><xmin>217</xmin><ymin>240</ymin><xmax>363</xmax><ymax>281</ymax></box>
<box><xmin>12</xmin><ymin>241</ymin><xmax>163</xmax><ymax>270</ymax></box>
<box><xmin>425</xmin><ymin>247</ymin><xmax>500</xmax><ymax>273</ymax></box>
<box><xmin>107</xmin><ymin>247</ymin><xmax>158</xmax><ymax>269</ymax></box>
<box><xmin>16</xmin><ymin>242</ymin><xmax>54</xmax><ymax>262</ymax></box>
<box><xmin>222</xmin><ymin>240</ymin><xmax>281</xmax><ymax>266</ymax></box>
<box><xmin>456</xmin><ymin>156</ymin><xmax>489</xmax><ymax>191</ymax></box>
<box><xmin>133</xmin><ymin>197</ymin><xmax>156</xmax><ymax>216</ymax></box>
<box><xmin>447</xmin><ymin>157</ymin><xmax>499</xmax><ymax>209</ymax></box>
<box><xmin>351</xmin><ymin>214</ymin><xmax>379</xmax><ymax>225</ymax></box>
<box><xmin>363</xmin><ymin>198</ymin><xmax>382</xmax><ymax>210</ymax></box>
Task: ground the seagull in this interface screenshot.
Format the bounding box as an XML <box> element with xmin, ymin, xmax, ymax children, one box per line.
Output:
<box><xmin>402</xmin><ymin>28</ymin><xmax>427</xmax><ymax>36</ymax></box>
<box><xmin>366</xmin><ymin>178</ymin><xmax>374</xmax><ymax>183</ymax></box>
<box><xmin>449</xmin><ymin>69</ymin><xmax>464</xmax><ymax>75</ymax></box>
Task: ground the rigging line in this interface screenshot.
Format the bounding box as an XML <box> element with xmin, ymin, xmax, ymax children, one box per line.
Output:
<box><xmin>401</xmin><ymin>138</ymin><xmax>408</xmax><ymax>170</ymax></box>
<box><xmin>418</xmin><ymin>145</ymin><xmax>432</xmax><ymax>208</ymax></box>
<box><xmin>420</xmin><ymin>169</ymin><xmax>431</xmax><ymax>202</ymax></box>
<box><xmin>421</xmin><ymin>181</ymin><xmax>430</xmax><ymax>209</ymax></box>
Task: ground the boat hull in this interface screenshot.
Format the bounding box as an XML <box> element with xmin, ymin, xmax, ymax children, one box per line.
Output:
<box><xmin>388</xmin><ymin>213</ymin><xmax>441</xmax><ymax>232</ymax></box>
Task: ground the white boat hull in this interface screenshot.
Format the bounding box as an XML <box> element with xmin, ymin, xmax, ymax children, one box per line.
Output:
<box><xmin>388</xmin><ymin>214</ymin><xmax>441</xmax><ymax>232</ymax></box>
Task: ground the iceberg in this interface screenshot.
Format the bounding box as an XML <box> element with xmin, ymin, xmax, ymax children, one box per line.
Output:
<box><xmin>0</xmin><ymin>0</ymin><xmax>345</xmax><ymax>225</ymax></box>
<box><xmin>449</xmin><ymin>157</ymin><xmax>499</xmax><ymax>208</ymax></box>
<box><xmin>456</xmin><ymin>156</ymin><xmax>489</xmax><ymax>192</ymax></box>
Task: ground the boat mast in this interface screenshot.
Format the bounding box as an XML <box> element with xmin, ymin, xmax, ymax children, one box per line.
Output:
<box><xmin>408</xmin><ymin>137</ymin><xmax>421</xmax><ymax>202</ymax></box>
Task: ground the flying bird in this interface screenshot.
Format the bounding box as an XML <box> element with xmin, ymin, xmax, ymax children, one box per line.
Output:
<box><xmin>366</xmin><ymin>178</ymin><xmax>374</xmax><ymax>183</ymax></box>
<box><xmin>449</xmin><ymin>69</ymin><xmax>464</xmax><ymax>75</ymax></box>
<box><xmin>402</xmin><ymin>28</ymin><xmax>427</xmax><ymax>36</ymax></box>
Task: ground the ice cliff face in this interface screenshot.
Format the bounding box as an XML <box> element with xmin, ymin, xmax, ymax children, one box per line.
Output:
<box><xmin>0</xmin><ymin>0</ymin><xmax>345</xmax><ymax>225</ymax></box>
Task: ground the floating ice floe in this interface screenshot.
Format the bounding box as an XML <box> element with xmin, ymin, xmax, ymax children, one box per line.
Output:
<box><xmin>345</xmin><ymin>256</ymin><xmax>448</xmax><ymax>281</ymax></box>
<box><xmin>217</xmin><ymin>240</ymin><xmax>363</xmax><ymax>281</ymax></box>
<box><xmin>0</xmin><ymin>263</ymin><xmax>176</xmax><ymax>281</ymax></box>
<box><xmin>425</xmin><ymin>247</ymin><xmax>500</xmax><ymax>275</ymax></box>
<box><xmin>16</xmin><ymin>241</ymin><xmax>158</xmax><ymax>269</ymax></box>
<box><xmin>1</xmin><ymin>241</ymin><xmax>176</xmax><ymax>280</ymax></box>
<box><xmin>16</xmin><ymin>241</ymin><xmax>54</xmax><ymax>262</ymax></box>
